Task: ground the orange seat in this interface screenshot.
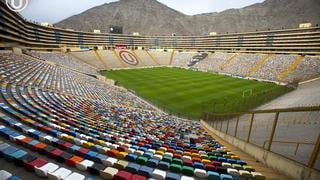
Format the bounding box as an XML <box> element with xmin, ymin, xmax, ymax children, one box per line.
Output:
<box><xmin>66</xmin><ymin>156</ymin><xmax>84</xmax><ymax>167</ymax></box>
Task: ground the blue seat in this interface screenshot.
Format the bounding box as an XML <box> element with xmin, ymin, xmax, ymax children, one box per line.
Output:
<box><xmin>147</xmin><ymin>158</ymin><xmax>159</xmax><ymax>168</ymax></box>
<box><xmin>84</xmin><ymin>151</ymin><xmax>98</xmax><ymax>160</ymax></box>
<box><xmin>158</xmin><ymin>161</ymin><xmax>170</xmax><ymax>171</ymax></box>
<box><xmin>218</xmin><ymin>157</ymin><xmax>227</xmax><ymax>162</ymax></box>
<box><xmin>5</xmin><ymin>150</ymin><xmax>27</xmax><ymax>162</ymax></box>
<box><xmin>139</xmin><ymin>147</ymin><xmax>148</xmax><ymax>152</ymax></box>
<box><xmin>144</xmin><ymin>144</ymin><xmax>152</xmax><ymax>149</ymax></box>
<box><xmin>227</xmin><ymin>159</ymin><xmax>236</xmax><ymax>164</ymax></box>
<box><xmin>126</xmin><ymin>162</ymin><xmax>141</xmax><ymax>173</ymax></box>
<box><xmin>0</xmin><ymin>128</ymin><xmax>11</xmax><ymax>139</ymax></box>
<box><xmin>27</xmin><ymin>130</ymin><xmax>41</xmax><ymax>139</ymax></box>
<box><xmin>126</xmin><ymin>154</ymin><xmax>138</xmax><ymax>162</ymax></box>
<box><xmin>142</xmin><ymin>152</ymin><xmax>153</xmax><ymax>159</ymax></box>
<box><xmin>138</xmin><ymin>165</ymin><xmax>153</xmax><ymax>178</ymax></box>
<box><xmin>7</xmin><ymin>176</ymin><xmax>22</xmax><ymax>180</ymax></box>
<box><xmin>220</xmin><ymin>174</ymin><xmax>233</xmax><ymax>180</ymax></box>
<box><xmin>236</xmin><ymin>160</ymin><xmax>247</xmax><ymax>166</ymax></box>
<box><xmin>92</xmin><ymin>154</ymin><xmax>108</xmax><ymax>163</ymax></box>
<box><xmin>68</xmin><ymin>145</ymin><xmax>81</xmax><ymax>153</ymax></box>
<box><xmin>194</xmin><ymin>162</ymin><xmax>204</xmax><ymax>169</ymax></box>
<box><xmin>0</xmin><ymin>143</ymin><xmax>10</xmax><ymax>156</ymax></box>
<box><xmin>165</xmin><ymin>172</ymin><xmax>180</xmax><ymax>180</ymax></box>
<box><xmin>207</xmin><ymin>171</ymin><xmax>220</xmax><ymax>180</ymax></box>
<box><xmin>3</xmin><ymin>146</ymin><xmax>18</xmax><ymax>159</ymax></box>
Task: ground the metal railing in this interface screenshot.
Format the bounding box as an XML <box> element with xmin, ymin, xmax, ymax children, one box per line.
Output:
<box><xmin>202</xmin><ymin>106</ymin><xmax>320</xmax><ymax>170</ymax></box>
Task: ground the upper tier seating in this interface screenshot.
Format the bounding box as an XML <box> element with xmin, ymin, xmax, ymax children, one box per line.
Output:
<box><xmin>190</xmin><ymin>52</ymin><xmax>320</xmax><ymax>83</ymax></box>
<box><xmin>0</xmin><ymin>51</ymin><xmax>266</xmax><ymax>179</ymax></box>
<box><xmin>172</xmin><ymin>52</ymin><xmax>198</xmax><ymax>67</ymax></box>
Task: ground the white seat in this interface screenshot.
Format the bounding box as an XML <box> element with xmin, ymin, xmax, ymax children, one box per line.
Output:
<box><xmin>102</xmin><ymin>157</ymin><xmax>118</xmax><ymax>166</ymax></box>
<box><xmin>152</xmin><ymin>169</ymin><xmax>166</xmax><ymax>180</ymax></box>
<box><xmin>134</xmin><ymin>150</ymin><xmax>144</xmax><ymax>156</ymax></box>
<box><xmin>35</xmin><ymin>162</ymin><xmax>59</xmax><ymax>177</ymax></box>
<box><xmin>227</xmin><ymin>168</ymin><xmax>240</xmax><ymax>176</ymax></box>
<box><xmin>0</xmin><ymin>170</ymin><xmax>12</xmax><ymax>180</ymax></box>
<box><xmin>101</xmin><ymin>167</ymin><xmax>118</xmax><ymax>180</ymax></box>
<box><xmin>194</xmin><ymin>168</ymin><xmax>207</xmax><ymax>178</ymax></box>
<box><xmin>152</xmin><ymin>154</ymin><xmax>163</xmax><ymax>161</ymax></box>
<box><xmin>11</xmin><ymin>135</ymin><xmax>25</xmax><ymax>142</ymax></box>
<box><xmin>181</xmin><ymin>176</ymin><xmax>194</xmax><ymax>180</ymax></box>
<box><xmin>164</xmin><ymin>152</ymin><xmax>173</xmax><ymax>157</ymax></box>
<box><xmin>47</xmin><ymin>167</ymin><xmax>72</xmax><ymax>180</ymax></box>
<box><xmin>182</xmin><ymin>155</ymin><xmax>191</xmax><ymax>161</ymax></box>
<box><xmin>147</xmin><ymin>149</ymin><xmax>156</xmax><ymax>154</ymax></box>
<box><xmin>65</xmin><ymin>172</ymin><xmax>85</xmax><ymax>180</ymax></box>
<box><xmin>76</xmin><ymin>159</ymin><xmax>94</xmax><ymax>171</ymax></box>
<box><xmin>125</xmin><ymin>148</ymin><xmax>135</xmax><ymax>154</ymax></box>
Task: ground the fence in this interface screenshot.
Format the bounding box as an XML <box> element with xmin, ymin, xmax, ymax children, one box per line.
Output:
<box><xmin>202</xmin><ymin>106</ymin><xmax>320</xmax><ymax>170</ymax></box>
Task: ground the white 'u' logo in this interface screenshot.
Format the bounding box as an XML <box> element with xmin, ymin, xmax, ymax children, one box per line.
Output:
<box><xmin>6</xmin><ymin>0</ymin><xmax>29</xmax><ymax>12</ymax></box>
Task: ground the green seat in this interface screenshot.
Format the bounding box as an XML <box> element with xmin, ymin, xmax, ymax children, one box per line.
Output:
<box><xmin>182</xmin><ymin>166</ymin><xmax>194</xmax><ymax>176</ymax></box>
<box><xmin>232</xmin><ymin>163</ymin><xmax>243</xmax><ymax>170</ymax></box>
<box><xmin>172</xmin><ymin>158</ymin><xmax>183</xmax><ymax>165</ymax></box>
<box><xmin>170</xmin><ymin>164</ymin><xmax>182</xmax><ymax>173</ymax></box>
<box><xmin>162</xmin><ymin>156</ymin><xmax>172</xmax><ymax>163</ymax></box>
<box><xmin>209</xmin><ymin>156</ymin><xmax>218</xmax><ymax>161</ymax></box>
<box><xmin>243</xmin><ymin>165</ymin><xmax>255</xmax><ymax>172</ymax></box>
<box><xmin>136</xmin><ymin>156</ymin><xmax>148</xmax><ymax>165</ymax></box>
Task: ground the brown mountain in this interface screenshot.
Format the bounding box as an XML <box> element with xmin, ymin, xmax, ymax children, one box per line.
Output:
<box><xmin>55</xmin><ymin>0</ymin><xmax>320</xmax><ymax>35</ymax></box>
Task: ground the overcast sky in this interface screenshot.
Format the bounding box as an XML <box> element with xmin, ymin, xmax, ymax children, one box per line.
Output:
<box><xmin>20</xmin><ymin>0</ymin><xmax>264</xmax><ymax>23</ymax></box>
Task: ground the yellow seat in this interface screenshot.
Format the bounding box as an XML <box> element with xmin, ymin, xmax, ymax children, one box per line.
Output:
<box><xmin>116</xmin><ymin>152</ymin><xmax>128</xmax><ymax>159</ymax></box>
<box><xmin>202</xmin><ymin>159</ymin><xmax>211</xmax><ymax>164</ymax></box>
<box><xmin>83</xmin><ymin>142</ymin><xmax>94</xmax><ymax>148</ymax></box>
<box><xmin>155</xmin><ymin>150</ymin><xmax>165</xmax><ymax>156</ymax></box>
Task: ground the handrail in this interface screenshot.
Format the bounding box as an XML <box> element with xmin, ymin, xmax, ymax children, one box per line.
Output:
<box><xmin>203</xmin><ymin>105</ymin><xmax>320</xmax><ymax>117</ymax></box>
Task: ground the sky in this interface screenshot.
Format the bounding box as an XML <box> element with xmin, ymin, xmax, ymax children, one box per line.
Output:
<box><xmin>20</xmin><ymin>0</ymin><xmax>264</xmax><ymax>23</ymax></box>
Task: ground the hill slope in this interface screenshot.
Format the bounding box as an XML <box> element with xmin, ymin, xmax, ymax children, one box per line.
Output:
<box><xmin>55</xmin><ymin>0</ymin><xmax>320</xmax><ymax>35</ymax></box>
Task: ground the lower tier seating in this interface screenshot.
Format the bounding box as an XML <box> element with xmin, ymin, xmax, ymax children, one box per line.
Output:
<box><xmin>0</xmin><ymin>51</ymin><xmax>266</xmax><ymax>179</ymax></box>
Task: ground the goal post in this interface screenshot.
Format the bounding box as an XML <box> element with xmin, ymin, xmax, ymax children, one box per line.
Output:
<box><xmin>242</xmin><ymin>89</ymin><xmax>253</xmax><ymax>98</ymax></box>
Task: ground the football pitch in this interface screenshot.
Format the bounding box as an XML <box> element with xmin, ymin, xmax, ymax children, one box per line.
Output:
<box><xmin>100</xmin><ymin>67</ymin><xmax>291</xmax><ymax>119</ymax></box>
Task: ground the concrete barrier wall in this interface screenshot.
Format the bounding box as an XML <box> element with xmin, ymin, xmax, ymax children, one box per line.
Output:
<box><xmin>201</xmin><ymin>120</ymin><xmax>320</xmax><ymax>180</ymax></box>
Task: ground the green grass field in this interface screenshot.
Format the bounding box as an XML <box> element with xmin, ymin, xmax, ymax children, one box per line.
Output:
<box><xmin>100</xmin><ymin>67</ymin><xmax>291</xmax><ymax>119</ymax></box>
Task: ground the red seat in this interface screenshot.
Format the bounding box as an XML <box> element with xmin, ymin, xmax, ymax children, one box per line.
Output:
<box><xmin>75</xmin><ymin>148</ymin><xmax>89</xmax><ymax>157</ymax></box>
<box><xmin>191</xmin><ymin>157</ymin><xmax>201</xmax><ymax>163</ymax></box>
<box><xmin>117</xmin><ymin>146</ymin><xmax>127</xmax><ymax>152</ymax></box>
<box><xmin>183</xmin><ymin>160</ymin><xmax>193</xmax><ymax>167</ymax></box>
<box><xmin>107</xmin><ymin>149</ymin><xmax>119</xmax><ymax>157</ymax></box>
<box><xmin>205</xmin><ymin>164</ymin><xmax>217</xmax><ymax>171</ymax></box>
<box><xmin>211</xmin><ymin>161</ymin><xmax>222</xmax><ymax>167</ymax></box>
<box><xmin>131</xmin><ymin>174</ymin><xmax>147</xmax><ymax>180</ymax></box>
<box><xmin>173</xmin><ymin>153</ymin><xmax>182</xmax><ymax>159</ymax></box>
<box><xmin>47</xmin><ymin>149</ymin><xmax>63</xmax><ymax>159</ymax></box>
<box><xmin>24</xmin><ymin>158</ymin><xmax>48</xmax><ymax>171</ymax></box>
<box><xmin>114</xmin><ymin>170</ymin><xmax>132</xmax><ymax>180</ymax></box>
<box><xmin>167</xmin><ymin>148</ymin><xmax>175</xmax><ymax>154</ymax></box>
<box><xmin>59</xmin><ymin>142</ymin><xmax>73</xmax><ymax>150</ymax></box>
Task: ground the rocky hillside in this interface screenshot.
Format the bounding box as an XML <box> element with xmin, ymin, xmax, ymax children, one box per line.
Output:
<box><xmin>55</xmin><ymin>0</ymin><xmax>320</xmax><ymax>35</ymax></box>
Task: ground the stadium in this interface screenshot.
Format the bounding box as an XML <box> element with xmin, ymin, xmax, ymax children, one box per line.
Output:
<box><xmin>0</xmin><ymin>0</ymin><xmax>319</xmax><ymax>179</ymax></box>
